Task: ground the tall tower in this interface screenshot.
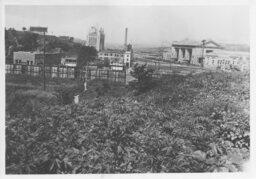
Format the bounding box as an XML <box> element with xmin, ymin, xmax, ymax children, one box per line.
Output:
<box><xmin>87</xmin><ymin>26</ymin><xmax>105</xmax><ymax>51</ymax></box>
<box><xmin>124</xmin><ymin>28</ymin><xmax>128</xmax><ymax>48</ymax></box>
<box><xmin>99</xmin><ymin>28</ymin><xmax>105</xmax><ymax>51</ymax></box>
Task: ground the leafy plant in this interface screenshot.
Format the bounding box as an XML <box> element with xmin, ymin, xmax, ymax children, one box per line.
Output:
<box><xmin>130</xmin><ymin>63</ymin><xmax>156</xmax><ymax>93</ymax></box>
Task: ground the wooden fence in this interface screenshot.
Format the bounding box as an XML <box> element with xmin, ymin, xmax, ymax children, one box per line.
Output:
<box><xmin>5</xmin><ymin>64</ymin><xmax>126</xmax><ymax>83</ymax></box>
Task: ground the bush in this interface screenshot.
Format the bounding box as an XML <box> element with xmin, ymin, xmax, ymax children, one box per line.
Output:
<box><xmin>6</xmin><ymin>87</ymin><xmax>58</xmax><ymax>117</ymax></box>
<box><xmin>55</xmin><ymin>84</ymin><xmax>83</xmax><ymax>105</ymax></box>
<box><xmin>130</xmin><ymin>63</ymin><xmax>156</xmax><ymax>93</ymax></box>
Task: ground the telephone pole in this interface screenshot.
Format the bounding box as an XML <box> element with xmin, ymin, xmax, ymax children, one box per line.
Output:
<box><xmin>43</xmin><ymin>31</ymin><xmax>46</xmax><ymax>90</ymax></box>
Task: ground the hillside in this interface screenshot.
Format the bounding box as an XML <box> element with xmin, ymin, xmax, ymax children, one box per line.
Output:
<box><xmin>5</xmin><ymin>28</ymin><xmax>84</xmax><ymax>63</ymax></box>
<box><xmin>5</xmin><ymin>70</ymin><xmax>249</xmax><ymax>173</ymax></box>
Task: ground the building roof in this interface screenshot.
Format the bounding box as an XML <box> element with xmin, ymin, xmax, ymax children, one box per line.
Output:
<box><xmin>172</xmin><ymin>39</ymin><xmax>222</xmax><ymax>49</ymax></box>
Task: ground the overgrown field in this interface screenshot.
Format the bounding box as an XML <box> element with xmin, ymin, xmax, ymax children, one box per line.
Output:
<box><xmin>5</xmin><ymin>71</ymin><xmax>250</xmax><ymax>173</ymax></box>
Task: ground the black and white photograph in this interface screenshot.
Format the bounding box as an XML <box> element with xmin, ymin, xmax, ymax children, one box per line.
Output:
<box><xmin>1</xmin><ymin>0</ymin><xmax>256</xmax><ymax>177</ymax></box>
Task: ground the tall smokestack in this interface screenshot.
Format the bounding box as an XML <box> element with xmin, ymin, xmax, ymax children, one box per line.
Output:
<box><xmin>124</xmin><ymin>28</ymin><xmax>128</xmax><ymax>46</ymax></box>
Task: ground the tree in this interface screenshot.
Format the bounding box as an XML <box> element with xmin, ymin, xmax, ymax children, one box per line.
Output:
<box><xmin>19</xmin><ymin>32</ymin><xmax>39</xmax><ymax>51</ymax></box>
<box><xmin>77</xmin><ymin>46</ymin><xmax>98</xmax><ymax>68</ymax></box>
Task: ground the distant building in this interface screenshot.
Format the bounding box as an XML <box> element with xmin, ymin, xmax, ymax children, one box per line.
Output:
<box><xmin>29</xmin><ymin>26</ymin><xmax>48</xmax><ymax>35</ymax></box>
<box><xmin>61</xmin><ymin>56</ymin><xmax>77</xmax><ymax>67</ymax></box>
<box><xmin>204</xmin><ymin>49</ymin><xmax>250</xmax><ymax>71</ymax></box>
<box><xmin>98</xmin><ymin>48</ymin><xmax>133</xmax><ymax>68</ymax></box>
<box><xmin>162</xmin><ymin>48</ymin><xmax>177</xmax><ymax>62</ymax></box>
<box><xmin>13</xmin><ymin>51</ymin><xmax>36</xmax><ymax>65</ymax></box>
<box><xmin>170</xmin><ymin>39</ymin><xmax>223</xmax><ymax>65</ymax></box>
<box><xmin>59</xmin><ymin>36</ymin><xmax>74</xmax><ymax>42</ymax></box>
<box><xmin>164</xmin><ymin>38</ymin><xmax>249</xmax><ymax>71</ymax></box>
<box><xmin>87</xmin><ymin>26</ymin><xmax>105</xmax><ymax>51</ymax></box>
<box><xmin>13</xmin><ymin>51</ymin><xmax>63</xmax><ymax>66</ymax></box>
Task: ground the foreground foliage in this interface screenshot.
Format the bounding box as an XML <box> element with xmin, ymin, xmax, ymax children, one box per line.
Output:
<box><xmin>6</xmin><ymin>71</ymin><xmax>249</xmax><ymax>173</ymax></box>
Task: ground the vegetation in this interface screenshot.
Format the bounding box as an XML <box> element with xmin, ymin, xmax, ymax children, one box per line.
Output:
<box><xmin>77</xmin><ymin>46</ymin><xmax>98</xmax><ymax>68</ymax></box>
<box><xmin>6</xmin><ymin>71</ymin><xmax>249</xmax><ymax>173</ymax></box>
<box><xmin>130</xmin><ymin>63</ymin><xmax>156</xmax><ymax>93</ymax></box>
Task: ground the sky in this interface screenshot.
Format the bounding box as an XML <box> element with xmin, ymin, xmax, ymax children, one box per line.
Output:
<box><xmin>5</xmin><ymin>5</ymin><xmax>250</xmax><ymax>46</ymax></box>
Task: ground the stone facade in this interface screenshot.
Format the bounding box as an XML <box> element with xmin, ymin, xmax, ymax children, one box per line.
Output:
<box><xmin>164</xmin><ymin>39</ymin><xmax>222</xmax><ymax>66</ymax></box>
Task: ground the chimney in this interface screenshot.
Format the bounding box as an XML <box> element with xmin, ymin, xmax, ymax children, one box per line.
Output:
<box><xmin>124</xmin><ymin>28</ymin><xmax>128</xmax><ymax>46</ymax></box>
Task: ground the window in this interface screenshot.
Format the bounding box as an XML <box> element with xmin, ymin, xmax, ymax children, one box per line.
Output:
<box><xmin>206</xmin><ymin>50</ymin><xmax>213</xmax><ymax>53</ymax></box>
<box><xmin>31</xmin><ymin>61</ymin><xmax>33</xmax><ymax>65</ymax></box>
<box><xmin>15</xmin><ymin>60</ymin><xmax>18</xmax><ymax>64</ymax></box>
<box><xmin>27</xmin><ymin>61</ymin><xmax>30</xmax><ymax>65</ymax></box>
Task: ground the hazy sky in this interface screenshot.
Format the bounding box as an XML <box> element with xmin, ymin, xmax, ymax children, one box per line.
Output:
<box><xmin>5</xmin><ymin>5</ymin><xmax>249</xmax><ymax>46</ymax></box>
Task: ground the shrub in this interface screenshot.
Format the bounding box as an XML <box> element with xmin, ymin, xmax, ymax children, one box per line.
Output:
<box><xmin>130</xmin><ymin>63</ymin><xmax>156</xmax><ymax>93</ymax></box>
<box><xmin>55</xmin><ymin>84</ymin><xmax>83</xmax><ymax>105</ymax></box>
<box><xmin>6</xmin><ymin>87</ymin><xmax>58</xmax><ymax>117</ymax></box>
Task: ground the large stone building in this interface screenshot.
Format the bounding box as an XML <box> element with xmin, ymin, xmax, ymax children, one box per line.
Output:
<box><xmin>163</xmin><ymin>39</ymin><xmax>249</xmax><ymax>71</ymax></box>
<box><xmin>168</xmin><ymin>39</ymin><xmax>223</xmax><ymax>65</ymax></box>
<box><xmin>87</xmin><ymin>26</ymin><xmax>105</xmax><ymax>51</ymax></box>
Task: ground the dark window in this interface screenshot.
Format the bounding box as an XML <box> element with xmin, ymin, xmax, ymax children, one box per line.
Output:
<box><xmin>206</xmin><ymin>50</ymin><xmax>213</xmax><ymax>53</ymax></box>
<box><xmin>182</xmin><ymin>49</ymin><xmax>185</xmax><ymax>58</ymax></box>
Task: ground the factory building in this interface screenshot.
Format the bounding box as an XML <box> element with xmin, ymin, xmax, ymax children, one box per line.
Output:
<box><xmin>98</xmin><ymin>27</ymin><xmax>133</xmax><ymax>69</ymax></box>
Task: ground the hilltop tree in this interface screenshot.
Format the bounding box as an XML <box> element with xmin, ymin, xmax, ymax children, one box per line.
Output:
<box><xmin>77</xmin><ymin>46</ymin><xmax>98</xmax><ymax>68</ymax></box>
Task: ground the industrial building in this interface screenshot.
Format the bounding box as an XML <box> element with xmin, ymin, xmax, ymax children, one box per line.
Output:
<box><xmin>87</xmin><ymin>26</ymin><xmax>105</xmax><ymax>51</ymax></box>
<box><xmin>98</xmin><ymin>27</ymin><xmax>133</xmax><ymax>69</ymax></box>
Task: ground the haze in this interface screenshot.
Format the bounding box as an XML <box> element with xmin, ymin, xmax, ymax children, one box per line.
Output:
<box><xmin>5</xmin><ymin>5</ymin><xmax>250</xmax><ymax>46</ymax></box>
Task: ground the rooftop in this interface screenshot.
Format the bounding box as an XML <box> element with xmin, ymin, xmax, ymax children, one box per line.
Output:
<box><xmin>172</xmin><ymin>39</ymin><xmax>222</xmax><ymax>49</ymax></box>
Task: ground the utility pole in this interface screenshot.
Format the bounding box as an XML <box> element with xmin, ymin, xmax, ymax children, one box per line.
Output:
<box><xmin>201</xmin><ymin>40</ymin><xmax>206</xmax><ymax>67</ymax></box>
<box><xmin>43</xmin><ymin>31</ymin><xmax>46</xmax><ymax>90</ymax></box>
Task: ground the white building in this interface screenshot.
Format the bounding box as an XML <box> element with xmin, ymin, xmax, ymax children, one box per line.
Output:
<box><xmin>98</xmin><ymin>49</ymin><xmax>132</xmax><ymax>69</ymax></box>
<box><xmin>61</xmin><ymin>57</ymin><xmax>77</xmax><ymax>67</ymax></box>
<box><xmin>13</xmin><ymin>51</ymin><xmax>36</xmax><ymax>65</ymax></box>
<box><xmin>87</xmin><ymin>26</ymin><xmax>105</xmax><ymax>51</ymax></box>
<box><xmin>204</xmin><ymin>50</ymin><xmax>249</xmax><ymax>71</ymax></box>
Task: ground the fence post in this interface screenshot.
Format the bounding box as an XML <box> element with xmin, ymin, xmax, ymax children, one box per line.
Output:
<box><xmin>107</xmin><ymin>69</ymin><xmax>109</xmax><ymax>81</ymax></box>
<box><xmin>124</xmin><ymin>68</ymin><xmax>126</xmax><ymax>84</ymax></box>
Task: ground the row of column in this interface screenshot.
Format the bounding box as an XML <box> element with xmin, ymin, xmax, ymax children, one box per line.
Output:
<box><xmin>174</xmin><ymin>48</ymin><xmax>192</xmax><ymax>63</ymax></box>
